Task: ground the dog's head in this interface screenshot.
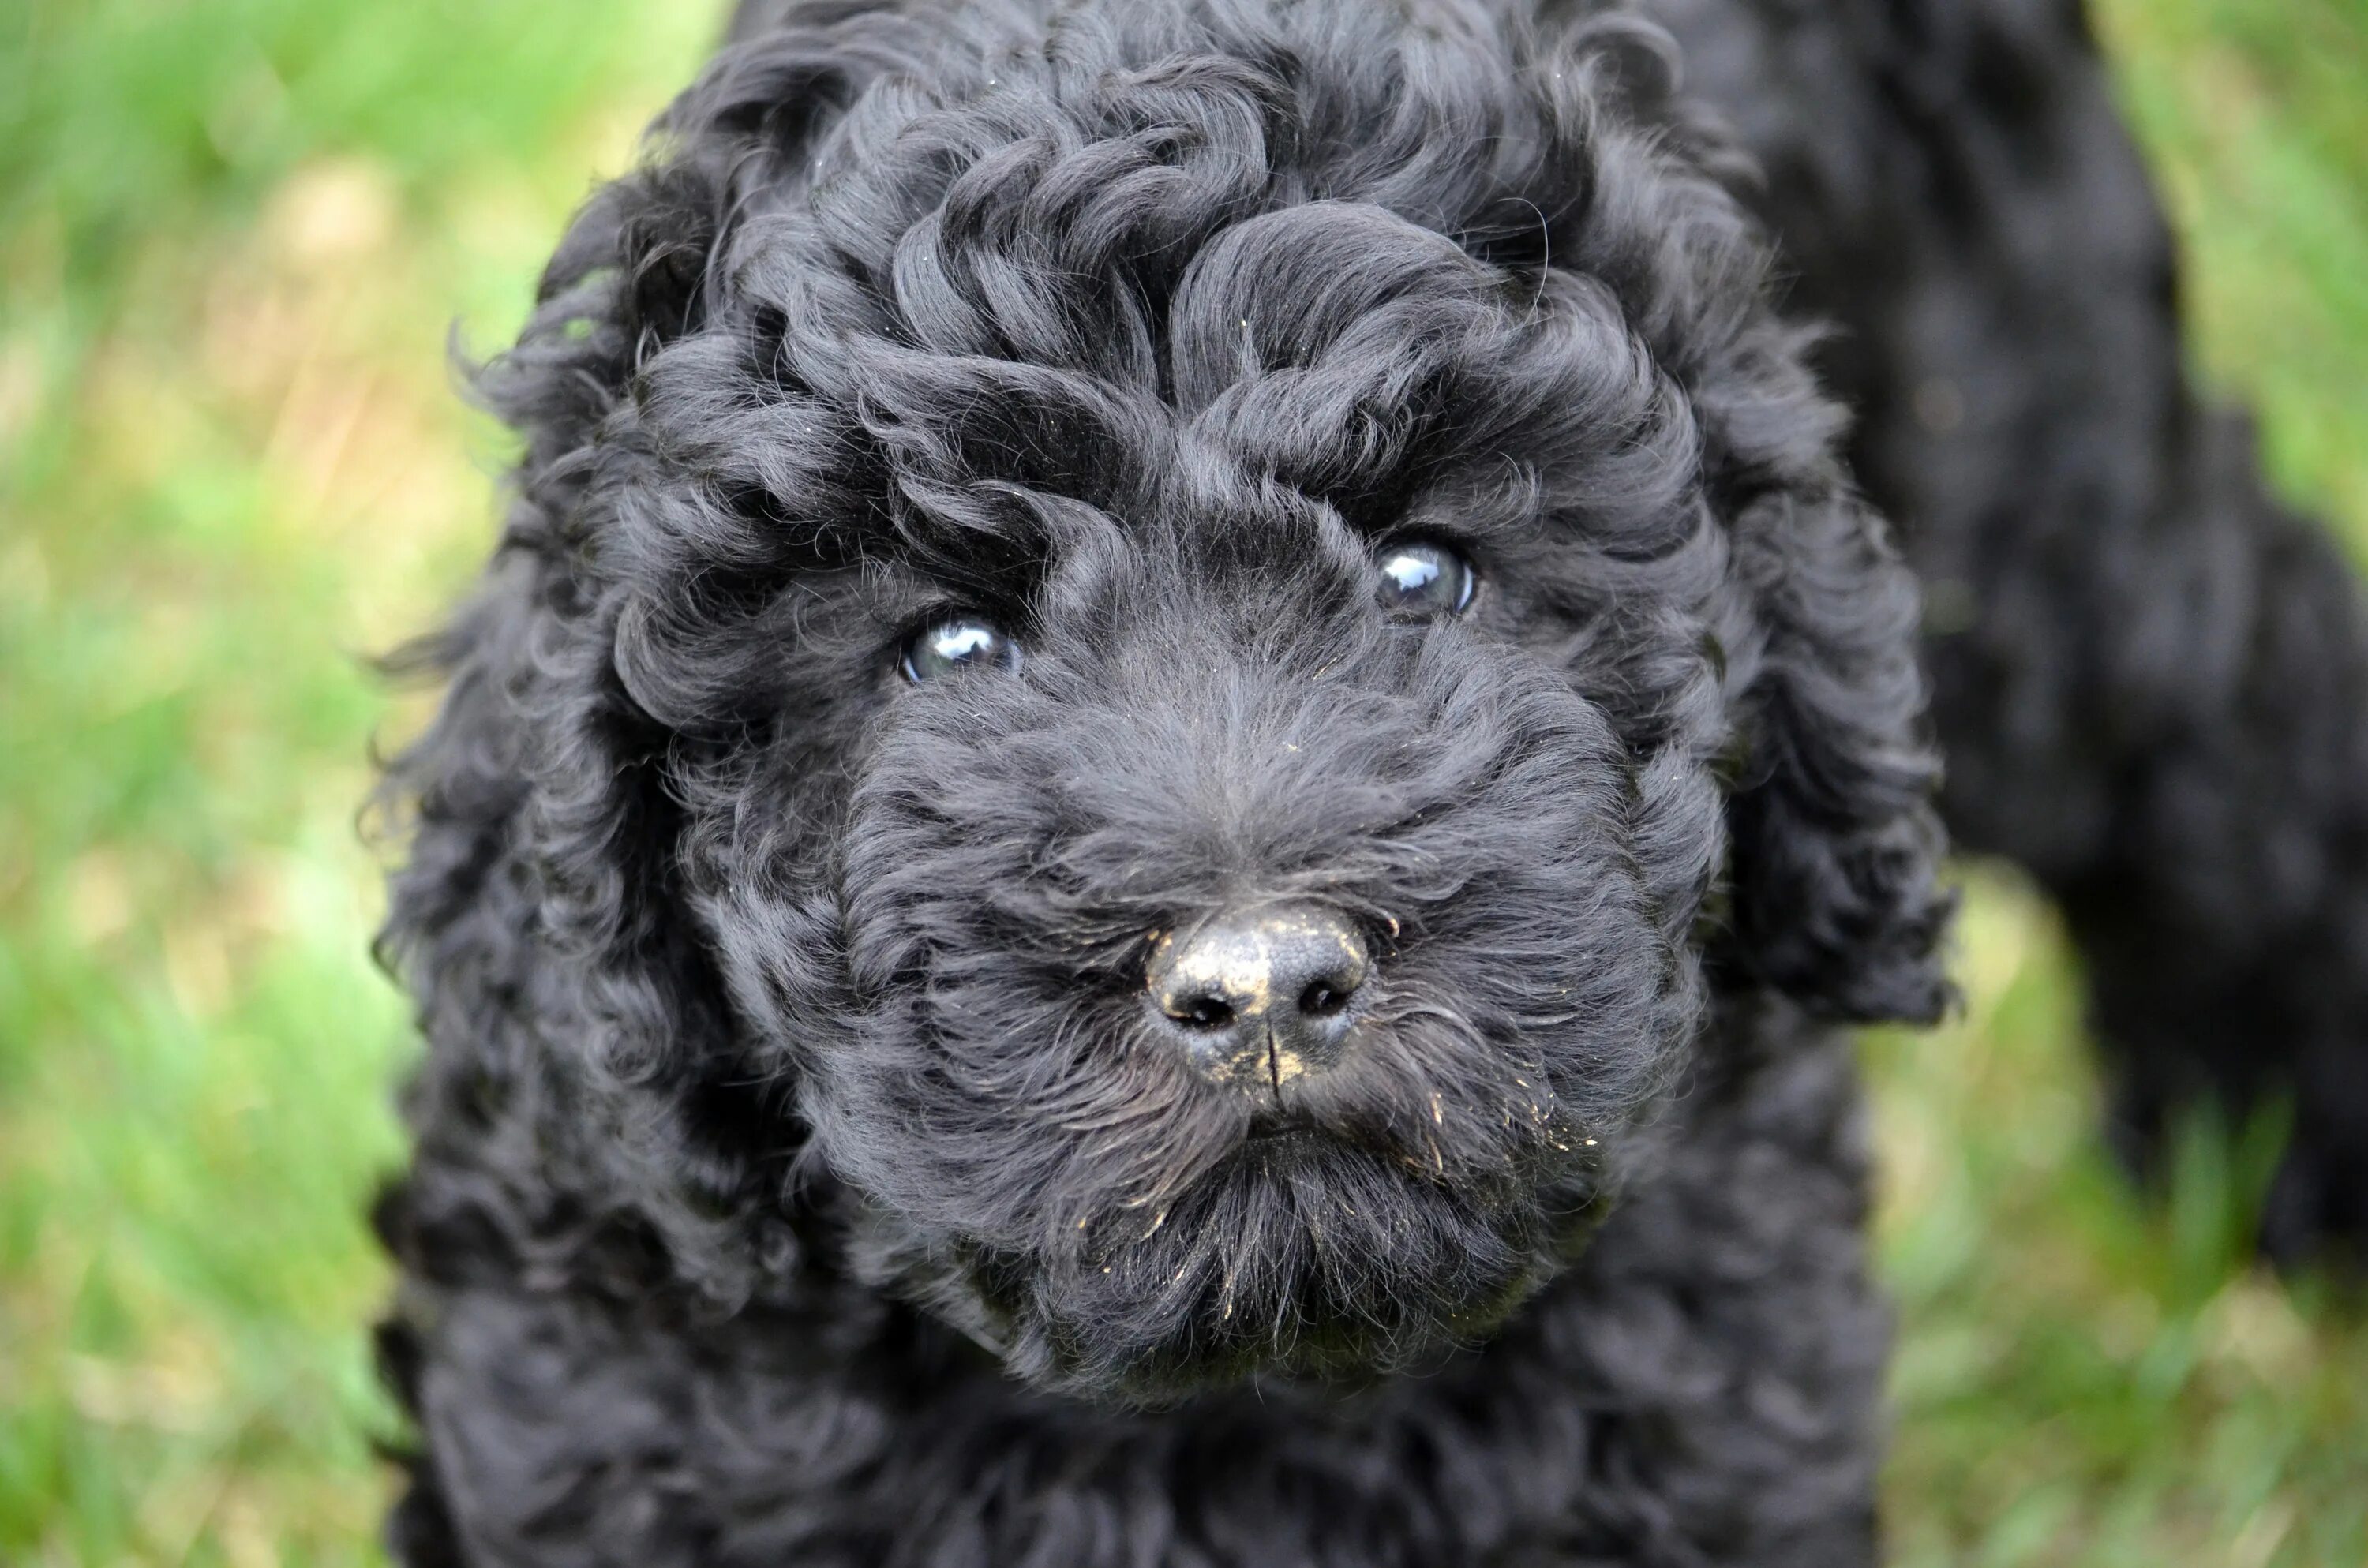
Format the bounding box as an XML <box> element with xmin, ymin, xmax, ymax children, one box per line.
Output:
<box><xmin>388</xmin><ymin>1</ymin><xmax>1949</xmax><ymax>1402</ymax></box>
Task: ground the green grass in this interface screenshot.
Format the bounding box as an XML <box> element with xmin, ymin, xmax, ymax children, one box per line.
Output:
<box><xmin>0</xmin><ymin>3</ymin><xmax>721</xmax><ymax>1561</ymax></box>
<box><xmin>0</xmin><ymin>1</ymin><xmax>2362</xmax><ymax>1562</ymax></box>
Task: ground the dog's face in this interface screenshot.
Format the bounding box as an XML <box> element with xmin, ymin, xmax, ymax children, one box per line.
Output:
<box><xmin>409</xmin><ymin>4</ymin><xmax>1949</xmax><ymax>1404</ymax></box>
<box><xmin>718</xmin><ymin>344</ymin><xmax>1711</xmax><ymax>1394</ymax></box>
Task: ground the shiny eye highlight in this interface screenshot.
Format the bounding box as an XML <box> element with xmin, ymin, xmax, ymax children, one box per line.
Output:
<box><xmin>900</xmin><ymin>617</ymin><xmax>1021</xmax><ymax>683</ymax></box>
<box><xmin>1377</xmin><ymin>539</ymin><xmax>1478</xmax><ymax>616</ymax></box>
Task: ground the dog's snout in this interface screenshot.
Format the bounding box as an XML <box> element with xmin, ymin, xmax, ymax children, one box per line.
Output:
<box><xmin>1147</xmin><ymin>903</ymin><xmax>1369</xmax><ymax>1092</ymax></box>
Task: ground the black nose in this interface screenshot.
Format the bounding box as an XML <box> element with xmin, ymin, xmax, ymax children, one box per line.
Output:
<box><xmin>1147</xmin><ymin>903</ymin><xmax>1370</xmax><ymax>1093</ymax></box>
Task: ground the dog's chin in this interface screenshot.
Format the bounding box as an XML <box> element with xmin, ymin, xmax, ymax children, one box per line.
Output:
<box><xmin>867</xmin><ymin>1130</ymin><xmax>1597</xmax><ymax>1408</ymax></box>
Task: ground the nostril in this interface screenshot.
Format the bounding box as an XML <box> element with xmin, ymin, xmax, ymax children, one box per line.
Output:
<box><xmin>1299</xmin><ymin>980</ymin><xmax>1348</xmax><ymax>1018</ymax></box>
<box><xmin>1171</xmin><ymin>994</ymin><xmax>1236</xmax><ymax>1031</ymax></box>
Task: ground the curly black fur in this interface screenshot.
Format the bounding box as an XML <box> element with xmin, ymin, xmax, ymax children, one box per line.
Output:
<box><xmin>1648</xmin><ymin>0</ymin><xmax>2368</xmax><ymax>1265</ymax></box>
<box><xmin>370</xmin><ymin>1</ymin><xmax>2358</xmax><ymax>1563</ymax></box>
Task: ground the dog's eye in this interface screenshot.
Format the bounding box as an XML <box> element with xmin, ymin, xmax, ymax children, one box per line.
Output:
<box><xmin>1377</xmin><ymin>539</ymin><xmax>1477</xmax><ymax>616</ymax></box>
<box><xmin>901</xmin><ymin>617</ymin><xmax>1021</xmax><ymax>683</ymax></box>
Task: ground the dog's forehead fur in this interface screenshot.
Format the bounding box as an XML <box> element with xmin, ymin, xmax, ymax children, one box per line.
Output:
<box><xmin>609</xmin><ymin>3</ymin><xmax>1768</xmax><ymax>664</ymax></box>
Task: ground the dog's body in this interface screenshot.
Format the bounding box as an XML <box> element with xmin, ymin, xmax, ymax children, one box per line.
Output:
<box><xmin>374</xmin><ymin>2</ymin><xmax>2365</xmax><ymax>1564</ymax></box>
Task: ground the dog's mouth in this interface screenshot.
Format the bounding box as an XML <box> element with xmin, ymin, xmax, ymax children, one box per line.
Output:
<box><xmin>1207</xmin><ymin>1109</ymin><xmax>1399</xmax><ymax>1190</ymax></box>
<box><xmin>897</xmin><ymin>1110</ymin><xmax>1595</xmax><ymax>1405</ymax></box>
<box><xmin>812</xmin><ymin>938</ymin><xmax>1651</xmax><ymax>1401</ymax></box>
<box><xmin>1238</xmin><ymin>1098</ymin><xmax>1334</xmax><ymax>1145</ymax></box>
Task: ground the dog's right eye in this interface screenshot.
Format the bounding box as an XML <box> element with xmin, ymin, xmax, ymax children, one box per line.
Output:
<box><xmin>901</xmin><ymin>617</ymin><xmax>1021</xmax><ymax>683</ymax></box>
<box><xmin>1377</xmin><ymin>538</ymin><xmax>1478</xmax><ymax>616</ymax></box>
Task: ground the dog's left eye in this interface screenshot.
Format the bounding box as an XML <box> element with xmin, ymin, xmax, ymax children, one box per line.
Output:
<box><xmin>901</xmin><ymin>617</ymin><xmax>1021</xmax><ymax>683</ymax></box>
<box><xmin>1377</xmin><ymin>539</ymin><xmax>1477</xmax><ymax>616</ymax></box>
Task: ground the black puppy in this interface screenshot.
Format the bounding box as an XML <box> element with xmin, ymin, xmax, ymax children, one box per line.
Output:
<box><xmin>372</xmin><ymin>1</ymin><xmax>2361</xmax><ymax>1563</ymax></box>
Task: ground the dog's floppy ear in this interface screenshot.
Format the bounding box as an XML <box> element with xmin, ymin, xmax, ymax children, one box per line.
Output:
<box><xmin>457</xmin><ymin>156</ymin><xmax>736</xmax><ymax>1095</ymax></box>
<box><xmin>437</xmin><ymin>17</ymin><xmax>926</xmax><ymax>1027</ymax></box>
<box><xmin>1717</xmin><ymin>476</ymin><xmax>1954</xmax><ymax>1025</ymax></box>
<box><xmin>1512</xmin><ymin>15</ymin><xmax>1952</xmax><ymax>1024</ymax></box>
<box><xmin>374</xmin><ymin>185</ymin><xmax>759</xmax><ymax>1207</ymax></box>
<box><xmin>387</xmin><ymin>24</ymin><xmax>933</xmax><ymax>1230</ymax></box>
<box><xmin>376</xmin><ymin>54</ymin><xmax>848</xmax><ymax>1237</ymax></box>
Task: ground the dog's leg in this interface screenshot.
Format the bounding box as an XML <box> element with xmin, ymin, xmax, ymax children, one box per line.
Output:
<box><xmin>1658</xmin><ymin>0</ymin><xmax>2368</xmax><ymax>1263</ymax></box>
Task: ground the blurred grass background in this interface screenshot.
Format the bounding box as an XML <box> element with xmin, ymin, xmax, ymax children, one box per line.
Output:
<box><xmin>0</xmin><ymin>0</ymin><xmax>2361</xmax><ymax>1562</ymax></box>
